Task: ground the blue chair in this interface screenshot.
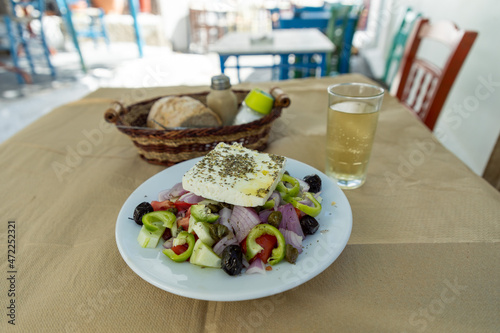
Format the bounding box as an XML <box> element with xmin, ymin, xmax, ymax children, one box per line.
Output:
<box><xmin>273</xmin><ymin>4</ymin><xmax>330</xmax><ymax>33</ymax></box>
<box><xmin>63</xmin><ymin>0</ymin><xmax>110</xmax><ymax>47</ymax></box>
<box><xmin>325</xmin><ymin>3</ymin><xmax>363</xmax><ymax>75</ymax></box>
<box><xmin>54</xmin><ymin>0</ymin><xmax>144</xmax><ymax>73</ymax></box>
<box><xmin>0</xmin><ymin>0</ymin><xmax>56</xmax><ymax>84</ymax></box>
<box><xmin>53</xmin><ymin>0</ymin><xmax>110</xmax><ymax>73</ymax></box>
<box><xmin>271</xmin><ymin>4</ymin><xmax>332</xmax><ymax>79</ymax></box>
<box><xmin>289</xmin><ymin>3</ymin><xmax>362</xmax><ymax>78</ymax></box>
<box><xmin>381</xmin><ymin>8</ymin><xmax>421</xmax><ymax>87</ymax></box>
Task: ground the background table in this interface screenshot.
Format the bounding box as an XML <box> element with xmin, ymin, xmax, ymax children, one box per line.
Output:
<box><xmin>0</xmin><ymin>74</ymin><xmax>499</xmax><ymax>332</ymax></box>
<box><xmin>210</xmin><ymin>28</ymin><xmax>334</xmax><ymax>81</ymax></box>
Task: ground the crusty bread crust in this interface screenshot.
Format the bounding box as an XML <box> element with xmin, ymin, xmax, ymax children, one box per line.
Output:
<box><xmin>147</xmin><ymin>96</ymin><xmax>222</xmax><ymax>129</ymax></box>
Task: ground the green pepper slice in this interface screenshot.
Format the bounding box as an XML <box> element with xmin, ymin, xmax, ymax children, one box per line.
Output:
<box><xmin>276</xmin><ymin>174</ymin><xmax>300</xmax><ymax>200</ymax></box>
<box><xmin>190</xmin><ymin>204</ymin><xmax>219</xmax><ymax>223</ymax></box>
<box><xmin>262</xmin><ymin>198</ymin><xmax>275</xmax><ymax>210</ymax></box>
<box><xmin>287</xmin><ymin>192</ymin><xmax>322</xmax><ymax>217</ymax></box>
<box><xmin>246</xmin><ymin>224</ymin><xmax>286</xmax><ymax>266</ymax></box>
<box><xmin>142</xmin><ymin>211</ymin><xmax>176</xmax><ymax>232</ymax></box>
<box><xmin>162</xmin><ymin>231</ymin><xmax>195</xmax><ymax>262</ymax></box>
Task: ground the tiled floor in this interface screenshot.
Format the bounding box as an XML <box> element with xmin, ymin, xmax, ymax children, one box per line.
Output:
<box><xmin>0</xmin><ymin>41</ymin><xmax>275</xmax><ymax>143</ymax></box>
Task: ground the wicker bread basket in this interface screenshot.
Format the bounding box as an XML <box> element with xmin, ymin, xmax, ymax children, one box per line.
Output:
<box><xmin>104</xmin><ymin>87</ymin><xmax>290</xmax><ymax>166</ymax></box>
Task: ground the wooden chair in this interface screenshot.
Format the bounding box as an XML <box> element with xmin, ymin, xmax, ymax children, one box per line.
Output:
<box><xmin>390</xmin><ymin>18</ymin><xmax>478</xmax><ymax>130</ymax></box>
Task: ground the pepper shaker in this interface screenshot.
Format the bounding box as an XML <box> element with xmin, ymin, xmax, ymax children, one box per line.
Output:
<box><xmin>206</xmin><ymin>74</ymin><xmax>238</xmax><ymax>126</ymax></box>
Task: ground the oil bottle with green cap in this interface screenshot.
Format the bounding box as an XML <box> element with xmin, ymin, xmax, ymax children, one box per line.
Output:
<box><xmin>233</xmin><ymin>88</ymin><xmax>275</xmax><ymax>125</ymax></box>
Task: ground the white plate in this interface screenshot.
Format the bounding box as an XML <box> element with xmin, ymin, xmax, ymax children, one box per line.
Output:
<box><xmin>115</xmin><ymin>157</ymin><xmax>352</xmax><ymax>301</ymax></box>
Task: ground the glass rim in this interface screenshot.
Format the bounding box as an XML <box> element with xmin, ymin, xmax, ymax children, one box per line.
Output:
<box><xmin>327</xmin><ymin>82</ymin><xmax>385</xmax><ymax>99</ymax></box>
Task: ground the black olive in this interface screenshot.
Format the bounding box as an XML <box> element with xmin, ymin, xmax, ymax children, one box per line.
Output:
<box><xmin>221</xmin><ymin>245</ymin><xmax>243</xmax><ymax>276</ymax></box>
<box><xmin>132</xmin><ymin>202</ymin><xmax>154</xmax><ymax>225</ymax></box>
<box><xmin>300</xmin><ymin>215</ymin><xmax>319</xmax><ymax>235</ymax></box>
<box><xmin>303</xmin><ymin>174</ymin><xmax>322</xmax><ymax>193</ymax></box>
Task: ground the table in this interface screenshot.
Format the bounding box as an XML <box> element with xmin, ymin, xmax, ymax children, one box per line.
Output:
<box><xmin>210</xmin><ymin>28</ymin><xmax>334</xmax><ymax>82</ymax></box>
<box><xmin>1</xmin><ymin>74</ymin><xmax>499</xmax><ymax>332</ymax></box>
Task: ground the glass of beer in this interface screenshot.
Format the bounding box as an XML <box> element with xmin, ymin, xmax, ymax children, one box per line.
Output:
<box><xmin>326</xmin><ymin>83</ymin><xmax>384</xmax><ymax>189</ymax></box>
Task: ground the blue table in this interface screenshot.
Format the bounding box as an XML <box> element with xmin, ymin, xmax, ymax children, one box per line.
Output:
<box><xmin>210</xmin><ymin>29</ymin><xmax>334</xmax><ymax>82</ymax></box>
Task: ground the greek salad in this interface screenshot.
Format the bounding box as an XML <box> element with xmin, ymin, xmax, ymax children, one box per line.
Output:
<box><xmin>130</xmin><ymin>173</ymin><xmax>323</xmax><ymax>276</ymax></box>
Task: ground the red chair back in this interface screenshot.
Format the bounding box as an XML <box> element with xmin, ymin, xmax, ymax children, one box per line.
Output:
<box><xmin>390</xmin><ymin>18</ymin><xmax>478</xmax><ymax>130</ymax></box>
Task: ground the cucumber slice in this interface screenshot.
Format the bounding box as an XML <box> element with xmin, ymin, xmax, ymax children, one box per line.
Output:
<box><xmin>190</xmin><ymin>239</ymin><xmax>221</xmax><ymax>268</ymax></box>
<box><xmin>170</xmin><ymin>221</ymin><xmax>179</xmax><ymax>238</ymax></box>
<box><xmin>192</xmin><ymin>222</ymin><xmax>215</xmax><ymax>247</ymax></box>
<box><xmin>137</xmin><ymin>225</ymin><xmax>166</xmax><ymax>248</ymax></box>
<box><xmin>187</xmin><ymin>215</ymin><xmax>196</xmax><ymax>233</ymax></box>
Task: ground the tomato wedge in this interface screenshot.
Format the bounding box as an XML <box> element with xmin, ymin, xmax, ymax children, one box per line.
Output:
<box><xmin>241</xmin><ymin>238</ymin><xmax>247</xmax><ymax>253</ymax></box>
<box><xmin>177</xmin><ymin>216</ymin><xmax>190</xmax><ymax>231</ymax></box>
<box><xmin>241</xmin><ymin>234</ymin><xmax>277</xmax><ymax>264</ymax></box>
<box><xmin>295</xmin><ymin>207</ymin><xmax>304</xmax><ymax>219</ymax></box>
<box><xmin>176</xmin><ymin>207</ymin><xmax>191</xmax><ymax>231</ymax></box>
<box><xmin>171</xmin><ymin>243</ymin><xmax>189</xmax><ymax>255</ymax></box>
<box><xmin>254</xmin><ymin>234</ymin><xmax>278</xmax><ymax>264</ymax></box>
<box><xmin>151</xmin><ymin>200</ymin><xmax>176</xmax><ymax>211</ymax></box>
<box><xmin>174</xmin><ymin>200</ymin><xmax>194</xmax><ymax>212</ymax></box>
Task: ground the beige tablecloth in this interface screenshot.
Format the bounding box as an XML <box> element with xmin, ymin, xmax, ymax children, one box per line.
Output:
<box><xmin>1</xmin><ymin>74</ymin><xmax>499</xmax><ymax>332</ymax></box>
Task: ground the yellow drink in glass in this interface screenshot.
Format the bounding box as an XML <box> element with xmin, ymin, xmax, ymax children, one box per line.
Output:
<box><xmin>326</xmin><ymin>84</ymin><xmax>384</xmax><ymax>189</ymax></box>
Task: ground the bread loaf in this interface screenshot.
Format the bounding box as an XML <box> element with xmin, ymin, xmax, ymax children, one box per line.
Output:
<box><xmin>147</xmin><ymin>96</ymin><xmax>222</xmax><ymax>129</ymax></box>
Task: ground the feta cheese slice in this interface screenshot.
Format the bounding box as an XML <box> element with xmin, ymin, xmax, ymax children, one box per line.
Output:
<box><xmin>182</xmin><ymin>143</ymin><xmax>286</xmax><ymax>207</ymax></box>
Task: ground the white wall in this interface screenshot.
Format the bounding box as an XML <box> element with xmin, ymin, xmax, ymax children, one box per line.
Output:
<box><xmin>379</xmin><ymin>0</ymin><xmax>500</xmax><ymax>175</ymax></box>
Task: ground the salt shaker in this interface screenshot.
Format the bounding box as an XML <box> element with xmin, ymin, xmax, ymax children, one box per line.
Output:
<box><xmin>206</xmin><ymin>74</ymin><xmax>238</xmax><ymax>126</ymax></box>
<box><xmin>233</xmin><ymin>88</ymin><xmax>275</xmax><ymax>125</ymax></box>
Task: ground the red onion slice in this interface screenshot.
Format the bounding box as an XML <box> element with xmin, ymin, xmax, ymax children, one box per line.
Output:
<box><xmin>298</xmin><ymin>178</ymin><xmax>310</xmax><ymax>193</ymax></box>
<box><xmin>280</xmin><ymin>228</ymin><xmax>303</xmax><ymax>254</ymax></box>
<box><xmin>178</xmin><ymin>192</ymin><xmax>204</xmax><ymax>204</ymax></box>
<box><xmin>158</xmin><ymin>182</ymin><xmax>187</xmax><ymax>201</ymax></box>
<box><xmin>212</xmin><ymin>234</ymin><xmax>238</xmax><ymax>256</ymax></box>
<box><xmin>218</xmin><ymin>207</ymin><xmax>235</xmax><ymax>235</ymax></box>
<box><xmin>245</xmin><ymin>258</ymin><xmax>266</xmax><ymax>275</ymax></box>
<box><xmin>230</xmin><ymin>206</ymin><xmax>261</xmax><ymax>243</ymax></box>
<box><xmin>162</xmin><ymin>238</ymin><xmax>174</xmax><ymax>249</ymax></box>
<box><xmin>277</xmin><ymin>203</ymin><xmax>305</xmax><ymax>239</ymax></box>
<box><xmin>258</xmin><ymin>209</ymin><xmax>273</xmax><ymax>223</ymax></box>
<box><xmin>269</xmin><ymin>191</ymin><xmax>281</xmax><ymax>210</ymax></box>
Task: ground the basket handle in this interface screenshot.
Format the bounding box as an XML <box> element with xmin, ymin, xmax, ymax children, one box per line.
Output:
<box><xmin>270</xmin><ymin>87</ymin><xmax>291</xmax><ymax>108</ymax></box>
<box><xmin>104</xmin><ymin>101</ymin><xmax>126</xmax><ymax>124</ymax></box>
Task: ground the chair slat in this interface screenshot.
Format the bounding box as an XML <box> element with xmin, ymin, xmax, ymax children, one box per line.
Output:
<box><xmin>413</xmin><ymin>59</ymin><xmax>441</xmax><ymax>113</ymax></box>
<box><xmin>390</xmin><ymin>18</ymin><xmax>478</xmax><ymax>130</ymax></box>
<box><xmin>410</xmin><ymin>66</ymin><xmax>428</xmax><ymax>111</ymax></box>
